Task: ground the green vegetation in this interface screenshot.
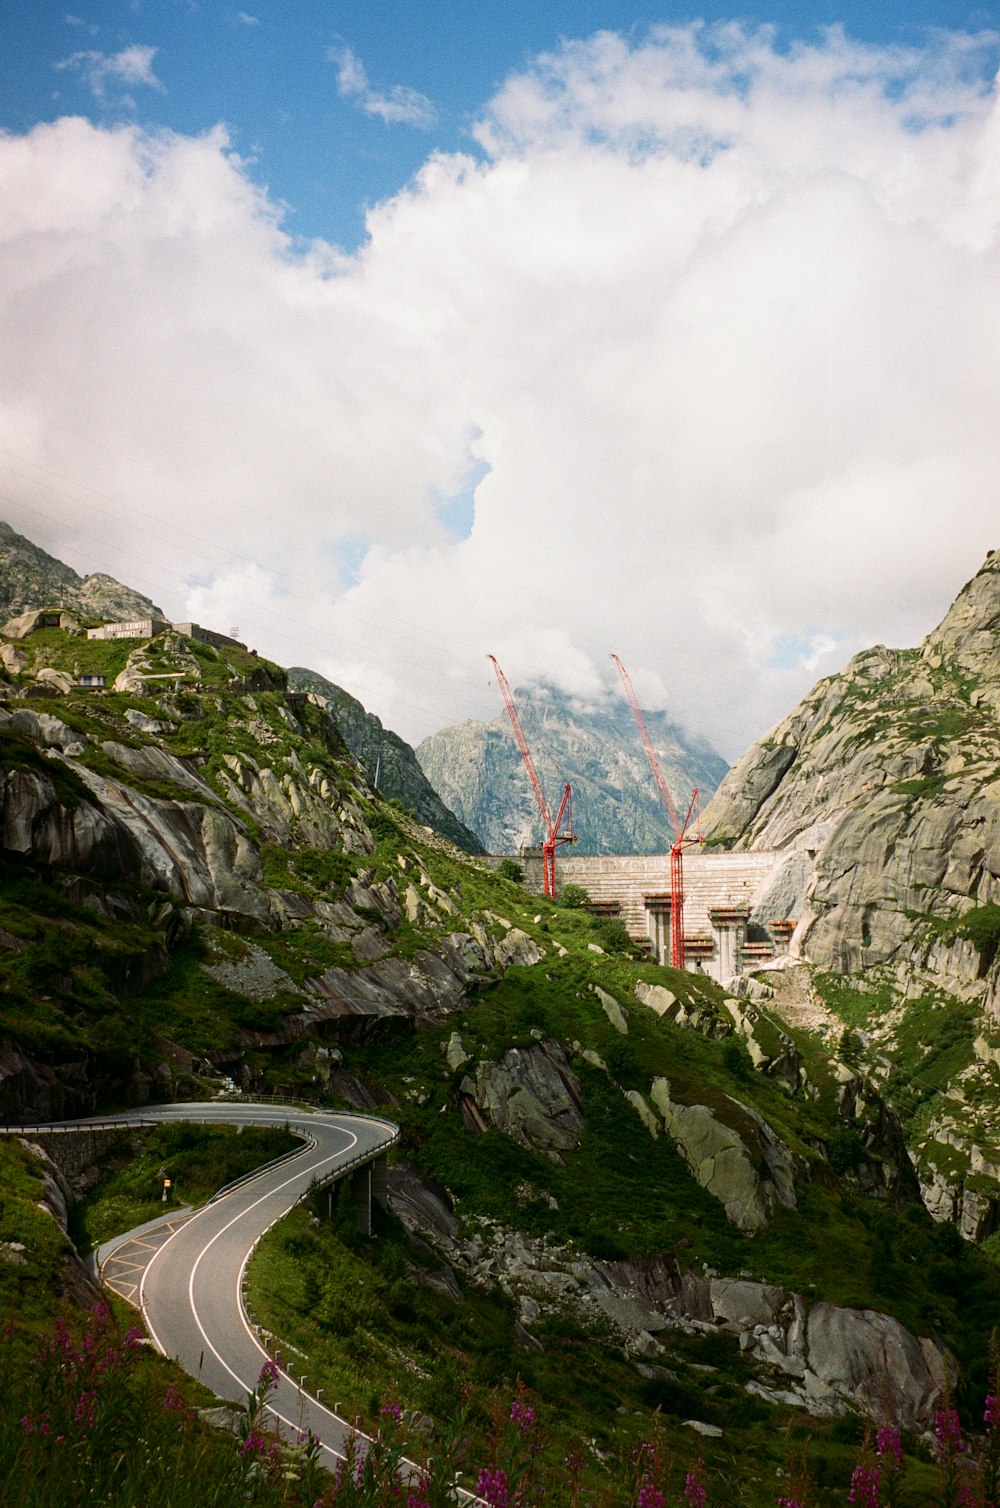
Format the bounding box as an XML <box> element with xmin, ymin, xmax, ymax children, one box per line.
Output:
<box><xmin>9</xmin><ymin>616</ymin><xmax>1000</xmax><ymax>1502</ymax></box>
<box><xmin>70</xmin><ymin>1123</ymin><xmax>301</xmax><ymax>1252</ymax></box>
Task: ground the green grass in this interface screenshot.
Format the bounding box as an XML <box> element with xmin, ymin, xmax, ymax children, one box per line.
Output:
<box><xmin>69</xmin><ymin>1123</ymin><xmax>302</xmax><ymax>1252</ymax></box>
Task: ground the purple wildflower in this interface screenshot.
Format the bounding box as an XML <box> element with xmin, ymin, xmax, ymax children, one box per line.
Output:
<box><xmin>476</xmin><ymin>1466</ymin><xmax>510</xmax><ymax>1508</ymax></box>
<box><xmin>637</xmin><ymin>1487</ymin><xmax>665</xmax><ymax>1508</ymax></box>
<box><xmin>510</xmin><ymin>1398</ymin><xmax>536</xmax><ymax>1435</ymax></box>
<box><xmin>986</xmin><ymin>1394</ymin><xmax>1000</xmax><ymax>1432</ymax></box>
<box><xmin>935</xmin><ymin>1408</ymin><xmax>964</xmax><ymax>1456</ymax></box>
<box><xmin>74</xmin><ymin>1391</ymin><xmax>96</xmax><ymax>1430</ymax></box>
<box><xmin>380</xmin><ymin>1402</ymin><xmax>402</xmax><ymax>1422</ymax></box>
<box><xmin>684</xmin><ymin>1469</ymin><xmax>708</xmax><ymax>1507</ymax></box>
<box><xmin>848</xmin><ymin>1465</ymin><xmax>879</xmax><ymax>1508</ymax></box>
<box><xmin>257</xmin><ymin>1358</ymin><xmax>280</xmax><ymax>1388</ymax></box>
<box><xmin>240</xmin><ymin>1428</ymin><xmax>268</xmax><ymax>1458</ymax></box>
<box><xmin>875</xmin><ymin>1426</ymin><xmax>904</xmax><ymax>1464</ymax></box>
<box><xmin>777</xmin><ymin>1499</ymin><xmax>802</xmax><ymax>1508</ymax></box>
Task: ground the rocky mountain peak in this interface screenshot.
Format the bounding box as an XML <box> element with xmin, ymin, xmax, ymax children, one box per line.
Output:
<box><xmin>0</xmin><ymin>519</ymin><xmax>164</xmax><ymax>623</ymax></box>
<box><xmin>922</xmin><ymin>549</ymin><xmax>1000</xmax><ymax>699</ymax></box>
<box><xmin>417</xmin><ymin>682</ymin><xmax>728</xmax><ymax>856</ymax></box>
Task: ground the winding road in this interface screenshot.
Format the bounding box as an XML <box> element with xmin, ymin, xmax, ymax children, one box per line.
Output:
<box><xmin>10</xmin><ymin>1100</ymin><xmax>400</xmax><ymax>1469</ymax></box>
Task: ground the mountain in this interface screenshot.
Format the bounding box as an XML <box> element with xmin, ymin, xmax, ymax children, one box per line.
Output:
<box><xmin>0</xmin><ymin>519</ymin><xmax>164</xmax><ymax>622</ymax></box>
<box><xmin>702</xmin><ymin>548</ymin><xmax>1000</xmax><ymax>991</ymax></box>
<box><xmin>417</xmin><ymin>684</ymin><xmax>729</xmax><ymax>855</ymax></box>
<box><xmin>4</xmin><ymin>555</ymin><xmax>995</xmax><ymax>1494</ymax></box>
<box><xmin>701</xmin><ymin>548</ymin><xmax>1000</xmax><ymax>1239</ymax></box>
<box><xmin>287</xmin><ymin>667</ymin><xmax>484</xmax><ymax>855</ymax></box>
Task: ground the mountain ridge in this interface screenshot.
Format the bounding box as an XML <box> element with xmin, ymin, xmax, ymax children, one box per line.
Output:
<box><xmin>417</xmin><ymin>683</ymin><xmax>728</xmax><ymax>855</ymax></box>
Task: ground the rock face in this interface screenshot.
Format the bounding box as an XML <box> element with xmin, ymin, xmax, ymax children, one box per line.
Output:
<box><xmin>287</xmin><ymin>667</ymin><xmax>485</xmax><ymax>855</ymax></box>
<box><xmin>649</xmin><ymin>1080</ymin><xmax>798</xmax><ymax>1234</ymax></box>
<box><xmin>700</xmin><ymin>550</ymin><xmax>1000</xmax><ymax>997</ymax></box>
<box><xmin>461</xmin><ymin>1042</ymin><xmax>584</xmax><ymax>1160</ymax></box>
<box><xmin>417</xmin><ymin>682</ymin><xmax>727</xmax><ymax>857</ymax></box>
<box><xmin>388</xmin><ymin>1166</ymin><xmax>952</xmax><ymax>1433</ymax></box>
<box><xmin>0</xmin><ymin>520</ymin><xmax>164</xmax><ymax>623</ymax></box>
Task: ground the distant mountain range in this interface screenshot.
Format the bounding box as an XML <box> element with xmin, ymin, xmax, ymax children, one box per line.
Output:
<box><xmin>416</xmin><ymin>683</ymin><xmax>729</xmax><ymax>856</ymax></box>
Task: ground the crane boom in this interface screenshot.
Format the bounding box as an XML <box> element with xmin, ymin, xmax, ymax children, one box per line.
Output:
<box><xmin>488</xmin><ymin>655</ymin><xmax>575</xmax><ymax>898</ymax></box>
<box><xmin>488</xmin><ymin>654</ymin><xmax>553</xmax><ymax>833</ymax></box>
<box><xmin>611</xmin><ymin>652</ymin><xmax>699</xmax><ymax>970</ymax></box>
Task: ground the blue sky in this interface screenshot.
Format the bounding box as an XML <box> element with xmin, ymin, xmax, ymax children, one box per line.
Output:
<box><xmin>6</xmin><ymin>0</ymin><xmax>999</xmax><ymax>248</ymax></box>
<box><xmin>2</xmin><ymin>3</ymin><xmax>1000</xmax><ymax>760</ymax></box>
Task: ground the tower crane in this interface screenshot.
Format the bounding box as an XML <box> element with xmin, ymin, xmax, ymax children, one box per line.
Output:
<box><xmin>488</xmin><ymin>654</ymin><xmax>576</xmax><ymax>899</ymax></box>
<box><xmin>611</xmin><ymin>652</ymin><xmax>700</xmax><ymax>970</ymax></box>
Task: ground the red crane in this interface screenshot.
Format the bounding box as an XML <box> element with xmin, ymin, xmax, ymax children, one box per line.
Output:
<box><xmin>611</xmin><ymin>652</ymin><xmax>700</xmax><ymax>970</ymax></box>
<box><xmin>488</xmin><ymin>655</ymin><xmax>576</xmax><ymax>899</ymax></box>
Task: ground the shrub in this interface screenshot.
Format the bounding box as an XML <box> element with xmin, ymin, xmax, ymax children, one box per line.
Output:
<box><xmin>559</xmin><ymin>883</ymin><xmax>589</xmax><ymax>909</ymax></box>
<box><xmin>497</xmin><ymin>858</ymin><xmax>524</xmax><ymax>884</ymax></box>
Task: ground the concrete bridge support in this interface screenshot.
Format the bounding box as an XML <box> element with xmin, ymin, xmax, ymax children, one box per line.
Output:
<box><xmin>348</xmin><ymin>1152</ymin><xmax>389</xmax><ymax>1237</ymax></box>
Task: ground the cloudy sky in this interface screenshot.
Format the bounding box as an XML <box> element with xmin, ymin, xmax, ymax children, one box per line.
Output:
<box><xmin>2</xmin><ymin>2</ymin><xmax>1000</xmax><ymax>761</ymax></box>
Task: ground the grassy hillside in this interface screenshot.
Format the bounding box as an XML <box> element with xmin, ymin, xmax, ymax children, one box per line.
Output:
<box><xmin>1</xmin><ymin>619</ymin><xmax>999</xmax><ymax>1504</ymax></box>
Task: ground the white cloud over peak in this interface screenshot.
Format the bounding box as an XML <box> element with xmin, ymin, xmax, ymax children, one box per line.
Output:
<box><xmin>4</xmin><ymin>23</ymin><xmax>1000</xmax><ymax>762</ymax></box>
<box><xmin>54</xmin><ymin>43</ymin><xmax>165</xmax><ymax>104</ymax></box>
<box><xmin>329</xmin><ymin>44</ymin><xmax>437</xmax><ymax>128</ymax></box>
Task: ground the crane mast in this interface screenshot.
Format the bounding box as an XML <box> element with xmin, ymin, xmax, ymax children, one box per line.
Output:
<box><xmin>488</xmin><ymin>654</ymin><xmax>576</xmax><ymax>899</ymax></box>
<box><xmin>611</xmin><ymin>652</ymin><xmax>699</xmax><ymax>970</ymax></box>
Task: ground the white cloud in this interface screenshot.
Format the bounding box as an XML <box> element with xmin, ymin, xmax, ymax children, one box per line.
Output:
<box><xmin>236</xmin><ymin>12</ymin><xmax>259</xmax><ymax>26</ymax></box>
<box><xmin>4</xmin><ymin>23</ymin><xmax>1000</xmax><ymax>764</ymax></box>
<box><xmin>54</xmin><ymin>44</ymin><xmax>165</xmax><ymax>104</ymax></box>
<box><xmin>328</xmin><ymin>44</ymin><xmax>437</xmax><ymax>128</ymax></box>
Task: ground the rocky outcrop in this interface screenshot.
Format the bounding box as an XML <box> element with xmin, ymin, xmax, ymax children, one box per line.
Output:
<box><xmin>387</xmin><ymin>1166</ymin><xmax>953</xmax><ymax>1432</ymax></box>
<box><xmin>0</xmin><ymin>519</ymin><xmax>163</xmax><ymax>624</ymax></box>
<box><xmin>700</xmin><ymin>551</ymin><xmax>1000</xmax><ymax>990</ymax></box>
<box><xmin>650</xmin><ymin>1080</ymin><xmax>798</xmax><ymax>1233</ymax></box>
<box><xmin>287</xmin><ymin>667</ymin><xmax>485</xmax><ymax>855</ymax></box>
<box><xmin>460</xmin><ymin>1041</ymin><xmax>584</xmax><ymax>1160</ymax></box>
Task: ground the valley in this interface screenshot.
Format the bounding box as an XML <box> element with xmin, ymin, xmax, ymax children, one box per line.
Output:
<box><xmin>3</xmin><ymin>525</ymin><xmax>1000</xmax><ymax>1504</ymax></box>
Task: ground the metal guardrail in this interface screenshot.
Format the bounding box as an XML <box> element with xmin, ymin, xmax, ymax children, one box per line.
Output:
<box><xmin>2</xmin><ymin>1101</ymin><xmax>401</xmax><ymax>1205</ymax></box>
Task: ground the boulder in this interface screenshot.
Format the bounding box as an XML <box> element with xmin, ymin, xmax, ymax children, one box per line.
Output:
<box><xmin>650</xmin><ymin>1079</ymin><xmax>797</xmax><ymax>1233</ymax></box>
<box><xmin>470</xmin><ymin>1042</ymin><xmax>584</xmax><ymax>1159</ymax></box>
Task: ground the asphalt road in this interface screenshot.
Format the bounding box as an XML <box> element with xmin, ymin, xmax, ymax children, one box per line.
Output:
<box><xmin>16</xmin><ymin>1100</ymin><xmax>400</xmax><ymax>1469</ymax></box>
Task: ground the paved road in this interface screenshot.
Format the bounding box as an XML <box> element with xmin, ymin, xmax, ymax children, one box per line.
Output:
<box><xmin>14</xmin><ymin>1100</ymin><xmax>400</xmax><ymax>1469</ymax></box>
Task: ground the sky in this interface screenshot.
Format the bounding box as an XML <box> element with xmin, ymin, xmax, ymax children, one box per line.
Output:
<box><xmin>2</xmin><ymin>2</ymin><xmax>1000</xmax><ymax>765</ymax></box>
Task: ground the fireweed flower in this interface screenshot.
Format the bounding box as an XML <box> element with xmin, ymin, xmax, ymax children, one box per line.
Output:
<box><xmin>875</xmin><ymin>1426</ymin><xmax>904</xmax><ymax>1464</ymax></box>
<box><xmin>380</xmin><ymin>1403</ymin><xmax>402</xmax><ymax>1422</ymax></box>
<box><xmin>777</xmin><ymin>1499</ymin><xmax>802</xmax><ymax>1508</ymax></box>
<box><xmin>510</xmin><ymin>1399</ymin><xmax>536</xmax><ymax>1435</ymax></box>
<box><xmin>74</xmin><ymin>1391</ymin><xmax>97</xmax><ymax>1429</ymax></box>
<box><xmin>935</xmin><ymin>1409</ymin><xmax>964</xmax><ymax>1457</ymax></box>
<box><xmin>684</xmin><ymin>1468</ymin><xmax>708</xmax><ymax>1506</ymax></box>
<box><xmin>847</xmin><ymin>1464</ymin><xmax>879</xmax><ymax>1507</ymax></box>
<box><xmin>477</xmin><ymin>1466</ymin><xmax>511</xmax><ymax>1508</ymax></box>
<box><xmin>986</xmin><ymin>1395</ymin><xmax>1000</xmax><ymax>1431</ymax></box>
<box><xmin>637</xmin><ymin>1486</ymin><xmax>665</xmax><ymax>1508</ymax></box>
<box><xmin>240</xmin><ymin>1428</ymin><xmax>268</xmax><ymax>1458</ymax></box>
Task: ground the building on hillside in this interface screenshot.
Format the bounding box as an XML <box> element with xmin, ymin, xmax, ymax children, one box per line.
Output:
<box><xmin>171</xmin><ymin>622</ymin><xmax>246</xmax><ymax>651</ymax></box>
<box><xmin>86</xmin><ymin>618</ymin><xmax>171</xmax><ymax>641</ymax></box>
<box><xmin>86</xmin><ymin>619</ymin><xmax>245</xmax><ymax>650</ymax></box>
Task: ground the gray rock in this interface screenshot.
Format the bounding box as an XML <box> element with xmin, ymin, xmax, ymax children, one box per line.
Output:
<box><xmin>471</xmin><ymin>1042</ymin><xmax>583</xmax><ymax>1159</ymax></box>
<box><xmin>650</xmin><ymin>1079</ymin><xmax>797</xmax><ymax>1233</ymax></box>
